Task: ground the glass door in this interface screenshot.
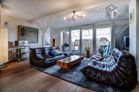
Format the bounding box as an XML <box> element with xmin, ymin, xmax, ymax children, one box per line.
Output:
<box><xmin>63</xmin><ymin>32</ymin><xmax>70</xmax><ymax>44</ymax></box>
<box><xmin>62</xmin><ymin>31</ymin><xmax>70</xmax><ymax>51</ymax></box>
<box><xmin>82</xmin><ymin>29</ymin><xmax>93</xmax><ymax>53</ymax></box>
<box><xmin>71</xmin><ymin>29</ymin><xmax>80</xmax><ymax>53</ymax></box>
<box><xmin>96</xmin><ymin>27</ymin><xmax>111</xmax><ymax>53</ymax></box>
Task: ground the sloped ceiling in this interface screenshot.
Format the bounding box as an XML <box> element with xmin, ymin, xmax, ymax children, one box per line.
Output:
<box><xmin>2</xmin><ymin>0</ymin><xmax>129</xmax><ymax>28</ymax></box>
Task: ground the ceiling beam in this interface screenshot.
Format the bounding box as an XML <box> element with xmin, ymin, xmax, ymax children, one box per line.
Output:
<box><xmin>30</xmin><ymin>0</ymin><xmax>116</xmax><ymax>23</ymax></box>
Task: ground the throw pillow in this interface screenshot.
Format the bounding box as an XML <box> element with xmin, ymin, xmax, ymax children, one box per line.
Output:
<box><xmin>49</xmin><ymin>50</ymin><xmax>58</xmax><ymax>56</ymax></box>
<box><xmin>55</xmin><ymin>49</ymin><xmax>61</xmax><ymax>54</ymax></box>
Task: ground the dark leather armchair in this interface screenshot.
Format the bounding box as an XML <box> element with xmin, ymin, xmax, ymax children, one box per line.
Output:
<box><xmin>30</xmin><ymin>47</ymin><xmax>70</xmax><ymax>68</ymax></box>
<box><xmin>81</xmin><ymin>49</ymin><xmax>137</xmax><ymax>90</ymax></box>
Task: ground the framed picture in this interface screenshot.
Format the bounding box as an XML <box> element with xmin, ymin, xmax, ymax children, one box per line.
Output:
<box><xmin>130</xmin><ymin>9</ymin><xmax>135</xmax><ymax>24</ymax></box>
<box><xmin>18</xmin><ymin>25</ymin><xmax>38</xmax><ymax>43</ymax></box>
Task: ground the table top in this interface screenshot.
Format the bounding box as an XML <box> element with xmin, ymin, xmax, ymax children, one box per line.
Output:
<box><xmin>57</xmin><ymin>55</ymin><xmax>83</xmax><ymax>63</ymax></box>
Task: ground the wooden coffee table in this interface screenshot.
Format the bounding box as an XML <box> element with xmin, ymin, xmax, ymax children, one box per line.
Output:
<box><xmin>56</xmin><ymin>55</ymin><xmax>84</xmax><ymax>71</ymax></box>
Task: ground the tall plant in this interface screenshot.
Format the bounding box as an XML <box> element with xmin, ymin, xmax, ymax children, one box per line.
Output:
<box><xmin>85</xmin><ymin>45</ymin><xmax>91</xmax><ymax>58</ymax></box>
<box><xmin>85</xmin><ymin>45</ymin><xmax>91</xmax><ymax>52</ymax></box>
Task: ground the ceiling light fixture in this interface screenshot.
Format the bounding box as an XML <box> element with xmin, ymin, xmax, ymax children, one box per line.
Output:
<box><xmin>64</xmin><ymin>11</ymin><xmax>86</xmax><ymax>21</ymax></box>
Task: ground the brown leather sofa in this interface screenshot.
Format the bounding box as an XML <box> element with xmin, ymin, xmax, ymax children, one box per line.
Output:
<box><xmin>30</xmin><ymin>46</ymin><xmax>70</xmax><ymax>68</ymax></box>
<box><xmin>81</xmin><ymin>48</ymin><xmax>137</xmax><ymax>90</ymax></box>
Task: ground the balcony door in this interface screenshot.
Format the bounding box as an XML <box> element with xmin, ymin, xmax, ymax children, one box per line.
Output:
<box><xmin>71</xmin><ymin>29</ymin><xmax>80</xmax><ymax>53</ymax></box>
<box><xmin>82</xmin><ymin>29</ymin><xmax>93</xmax><ymax>53</ymax></box>
<box><xmin>96</xmin><ymin>27</ymin><xmax>112</xmax><ymax>52</ymax></box>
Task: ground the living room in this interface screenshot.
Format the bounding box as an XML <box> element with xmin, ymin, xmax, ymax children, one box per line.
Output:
<box><xmin>0</xmin><ymin>0</ymin><xmax>139</xmax><ymax>92</ymax></box>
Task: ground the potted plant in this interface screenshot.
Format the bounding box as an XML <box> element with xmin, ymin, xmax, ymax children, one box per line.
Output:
<box><xmin>85</xmin><ymin>46</ymin><xmax>91</xmax><ymax>58</ymax></box>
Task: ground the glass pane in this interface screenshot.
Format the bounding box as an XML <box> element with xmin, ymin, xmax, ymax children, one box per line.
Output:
<box><xmin>82</xmin><ymin>29</ymin><xmax>93</xmax><ymax>53</ymax></box>
<box><xmin>71</xmin><ymin>30</ymin><xmax>80</xmax><ymax>52</ymax></box>
<box><xmin>96</xmin><ymin>27</ymin><xmax>111</xmax><ymax>53</ymax></box>
<box><xmin>63</xmin><ymin>32</ymin><xmax>70</xmax><ymax>51</ymax></box>
<box><xmin>63</xmin><ymin>32</ymin><xmax>69</xmax><ymax>44</ymax></box>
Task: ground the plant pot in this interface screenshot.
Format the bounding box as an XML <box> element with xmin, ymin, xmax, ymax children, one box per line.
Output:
<box><xmin>86</xmin><ymin>51</ymin><xmax>90</xmax><ymax>58</ymax></box>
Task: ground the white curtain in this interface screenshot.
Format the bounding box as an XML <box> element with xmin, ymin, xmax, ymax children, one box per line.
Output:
<box><xmin>0</xmin><ymin>28</ymin><xmax>8</xmax><ymax>64</ymax></box>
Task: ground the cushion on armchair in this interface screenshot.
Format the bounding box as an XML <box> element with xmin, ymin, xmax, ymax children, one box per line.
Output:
<box><xmin>90</xmin><ymin>55</ymin><xmax>103</xmax><ymax>61</ymax></box>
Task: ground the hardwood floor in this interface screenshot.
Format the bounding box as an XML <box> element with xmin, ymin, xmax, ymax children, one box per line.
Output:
<box><xmin>0</xmin><ymin>61</ymin><xmax>139</xmax><ymax>92</ymax></box>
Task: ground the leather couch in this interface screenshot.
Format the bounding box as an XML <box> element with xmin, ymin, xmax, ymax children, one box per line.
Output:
<box><xmin>30</xmin><ymin>46</ymin><xmax>70</xmax><ymax>68</ymax></box>
<box><xmin>81</xmin><ymin>48</ymin><xmax>137</xmax><ymax>90</ymax></box>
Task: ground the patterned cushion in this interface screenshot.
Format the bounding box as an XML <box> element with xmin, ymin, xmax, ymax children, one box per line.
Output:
<box><xmin>112</xmin><ymin>48</ymin><xmax>123</xmax><ymax>62</ymax></box>
<box><xmin>88</xmin><ymin>48</ymin><xmax>123</xmax><ymax>72</ymax></box>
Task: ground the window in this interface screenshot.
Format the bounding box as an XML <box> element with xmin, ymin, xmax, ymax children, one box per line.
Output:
<box><xmin>82</xmin><ymin>29</ymin><xmax>93</xmax><ymax>53</ymax></box>
<box><xmin>96</xmin><ymin>27</ymin><xmax>111</xmax><ymax>52</ymax></box>
<box><xmin>61</xmin><ymin>26</ymin><xmax>112</xmax><ymax>55</ymax></box>
<box><xmin>62</xmin><ymin>31</ymin><xmax>70</xmax><ymax>51</ymax></box>
<box><xmin>71</xmin><ymin>30</ymin><xmax>80</xmax><ymax>53</ymax></box>
<box><xmin>63</xmin><ymin>32</ymin><xmax>69</xmax><ymax>45</ymax></box>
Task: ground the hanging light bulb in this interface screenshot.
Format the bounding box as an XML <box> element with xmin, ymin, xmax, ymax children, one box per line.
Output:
<box><xmin>64</xmin><ymin>17</ymin><xmax>67</xmax><ymax>20</ymax></box>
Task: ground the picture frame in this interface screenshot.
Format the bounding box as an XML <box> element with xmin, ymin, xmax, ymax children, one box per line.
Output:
<box><xmin>18</xmin><ymin>25</ymin><xmax>38</xmax><ymax>43</ymax></box>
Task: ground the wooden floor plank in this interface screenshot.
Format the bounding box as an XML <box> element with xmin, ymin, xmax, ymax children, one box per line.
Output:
<box><xmin>65</xmin><ymin>84</ymin><xmax>78</xmax><ymax>92</ymax></box>
<box><xmin>0</xmin><ymin>61</ymin><xmax>139</xmax><ymax>92</ymax></box>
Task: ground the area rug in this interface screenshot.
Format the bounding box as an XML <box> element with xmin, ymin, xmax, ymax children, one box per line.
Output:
<box><xmin>33</xmin><ymin>60</ymin><xmax>129</xmax><ymax>92</ymax></box>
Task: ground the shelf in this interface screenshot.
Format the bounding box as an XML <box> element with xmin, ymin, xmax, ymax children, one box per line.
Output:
<box><xmin>16</xmin><ymin>52</ymin><xmax>30</xmax><ymax>55</ymax></box>
<box><xmin>14</xmin><ymin>46</ymin><xmax>30</xmax><ymax>61</ymax></box>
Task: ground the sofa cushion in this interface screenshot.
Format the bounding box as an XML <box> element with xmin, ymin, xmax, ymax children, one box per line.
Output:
<box><xmin>45</xmin><ymin>54</ymin><xmax>65</xmax><ymax>64</ymax></box>
<box><xmin>35</xmin><ymin>54</ymin><xmax>45</xmax><ymax>60</ymax></box>
<box><xmin>35</xmin><ymin>49</ymin><xmax>43</xmax><ymax>54</ymax></box>
<box><xmin>53</xmin><ymin>54</ymin><xmax>65</xmax><ymax>60</ymax></box>
<box><xmin>42</xmin><ymin>50</ymin><xmax>52</xmax><ymax>57</ymax></box>
<box><xmin>43</xmin><ymin>50</ymin><xmax>49</xmax><ymax>56</ymax></box>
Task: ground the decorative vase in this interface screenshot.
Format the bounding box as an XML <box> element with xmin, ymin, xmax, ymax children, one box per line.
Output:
<box><xmin>86</xmin><ymin>51</ymin><xmax>90</xmax><ymax>58</ymax></box>
<box><xmin>52</xmin><ymin>39</ymin><xmax>56</xmax><ymax>47</ymax></box>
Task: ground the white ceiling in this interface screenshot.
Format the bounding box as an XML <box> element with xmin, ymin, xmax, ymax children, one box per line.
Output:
<box><xmin>2</xmin><ymin>0</ymin><xmax>129</xmax><ymax>29</ymax></box>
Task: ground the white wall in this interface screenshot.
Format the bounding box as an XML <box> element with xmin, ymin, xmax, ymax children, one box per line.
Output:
<box><xmin>136</xmin><ymin>0</ymin><xmax>139</xmax><ymax>81</ymax></box>
<box><xmin>129</xmin><ymin>0</ymin><xmax>137</xmax><ymax>57</ymax></box>
<box><xmin>129</xmin><ymin>0</ymin><xmax>139</xmax><ymax>81</ymax></box>
<box><xmin>1</xmin><ymin>16</ymin><xmax>50</xmax><ymax>48</ymax></box>
<box><xmin>50</xmin><ymin>28</ymin><xmax>69</xmax><ymax>49</ymax></box>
